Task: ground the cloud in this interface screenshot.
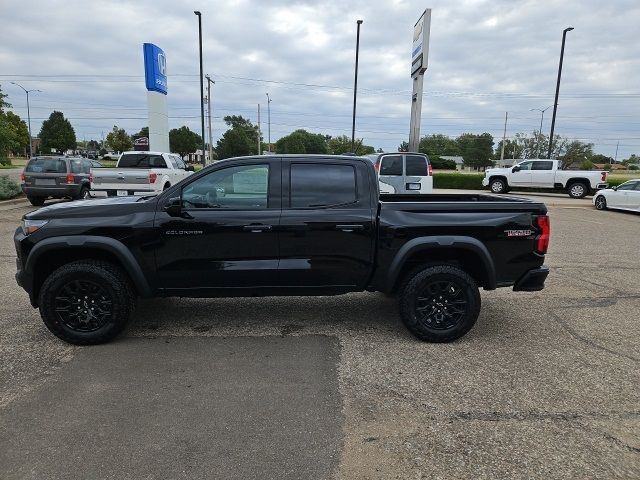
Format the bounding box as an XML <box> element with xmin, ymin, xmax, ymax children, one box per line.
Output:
<box><xmin>0</xmin><ymin>0</ymin><xmax>638</xmax><ymax>157</ymax></box>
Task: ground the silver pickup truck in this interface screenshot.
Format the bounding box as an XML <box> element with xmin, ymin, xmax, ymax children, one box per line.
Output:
<box><xmin>91</xmin><ymin>151</ymin><xmax>194</xmax><ymax>196</ymax></box>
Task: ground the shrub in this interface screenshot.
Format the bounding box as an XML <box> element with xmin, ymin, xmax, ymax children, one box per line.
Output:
<box><xmin>0</xmin><ymin>175</ymin><xmax>21</xmax><ymax>200</ymax></box>
<box><xmin>429</xmin><ymin>155</ymin><xmax>457</xmax><ymax>170</ymax></box>
<box><xmin>0</xmin><ymin>156</ymin><xmax>11</xmax><ymax>166</ymax></box>
<box><xmin>629</xmin><ymin>165</ymin><xmax>639</xmax><ymax>171</ymax></box>
<box><xmin>433</xmin><ymin>173</ymin><xmax>484</xmax><ymax>189</ymax></box>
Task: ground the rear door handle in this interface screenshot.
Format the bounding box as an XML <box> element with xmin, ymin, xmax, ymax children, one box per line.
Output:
<box><xmin>243</xmin><ymin>224</ymin><xmax>273</xmax><ymax>232</ymax></box>
<box><xmin>336</xmin><ymin>224</ymin><xmax>365</xmax><ymax>232</ymax></box>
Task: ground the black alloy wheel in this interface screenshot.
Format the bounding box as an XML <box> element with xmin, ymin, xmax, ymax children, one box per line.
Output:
<box><xmin>54</xmin><ymin>279</ymin><xmax>113</xmax><ymax>332</ymax></box>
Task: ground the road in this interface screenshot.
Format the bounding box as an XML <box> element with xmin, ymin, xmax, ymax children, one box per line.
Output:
<box><xmin>0</xmin><ymin>197</ymin><xmax>638</xmax><ymax>479</ymax></box>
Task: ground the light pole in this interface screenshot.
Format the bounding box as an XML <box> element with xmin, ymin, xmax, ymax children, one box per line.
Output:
<box><xmin>530</xmin><ymin>105</ymin><xmax>552</xmax><ymax>158</ymax></box>
<box><xmin>351</xmin><ymin>19</ymin><xmax>363</xmax><ymax>153</ymax></box>
<box><xmin>11</xmin><ymin>82</ymin><xmax>41</xmax><ymax>159</ymax></box>
<box><xmin>205</xmin><ymin>74</ymin><xmax>215</xmax><ymax>164</ymax></box>
<box><xmin>194</xmin><ymin>11</ymin><xmax>206</xmax><ymax>166</ymax></box>
<box><xmin>548</xmin><ymin>27</ymin><xmax>574</xmax><ymax>160</ymax></box>
<box><xmin>265</xmin><ymin>93</ymin><xmax>272</xmax><ymax>152</ymax></box>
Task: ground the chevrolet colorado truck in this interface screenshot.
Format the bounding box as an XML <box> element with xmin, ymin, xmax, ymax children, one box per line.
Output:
<box><xmin>15</xmin><ymin>155</ymin><xmax>550</xmax><ymax>345</ymax></box>
<box><xmin>483</xmin><ymin>159</ymin><xmax>608</xmax><ymax>198</ymax></box>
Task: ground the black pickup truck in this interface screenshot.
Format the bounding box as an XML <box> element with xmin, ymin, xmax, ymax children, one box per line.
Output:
<box><xmin>15</xmin><ymin>155</ymin><xmax>550</xmax><ymax>345</ymax></box>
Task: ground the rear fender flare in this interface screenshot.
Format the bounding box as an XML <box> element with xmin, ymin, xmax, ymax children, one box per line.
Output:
<box><xmin>385</xmin><ymin>236</ymin><xmax>497</xmax><ymax>292</ymax></box>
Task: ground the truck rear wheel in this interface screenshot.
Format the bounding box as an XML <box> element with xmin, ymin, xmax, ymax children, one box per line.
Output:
<box><xmin>568</xmin><ymin>182</ymin><xmax>588</xmax><ymax>199</ymax></box>
<box><xmin>38</xmin><ymin>260</ymin><xmax>136</xmax><ymax>345</ymax></box>
<box><xmin>398</xmin><ymin>265</ymin><xmax>481</xmax><ymax>342</ymax></box>
<box><xmin>27</xmin><ymin>195</ymin><xmax>45</xmax><ymax>206</ymax></box>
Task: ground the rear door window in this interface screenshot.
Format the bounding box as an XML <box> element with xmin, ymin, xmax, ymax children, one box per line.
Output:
<box><xmin>405</xmin><ymin>155</ymin><xmax>428</xmax><ymax>176</ymax></box>
<box><xmin>290</xmin><ymin>163</ymin><xmax>356</xmax><ymax>208</ymax></box>
<box><xmin>532</xmin><ymin>161</ymin><xmax>554</xmax><ymax>170</ymax></box>
<box><xmin>380</xmin><ymin>155</ymin><xmax>403</xmax><ymax>176</ymax></box>
<box><xmin>25</xmin><ymin>158</ymin><xmax>67</xmax><ymax>173</ymax></box>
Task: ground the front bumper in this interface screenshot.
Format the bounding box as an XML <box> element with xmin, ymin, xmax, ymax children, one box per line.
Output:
<box><xmin>22</xmin><ymin>184</ymin><xmax>81</xmax><ymax>198</ymax></box>
<box><xmin>513</xmin><ymin>266</ymin><xmax>549</xmax><ymax>292</ymax></box>
<box><xmin>14</xmin><ymin>230</ymin><xmax>37</xmax><ymax>307</ymax></box>
<box><xmin>481</xmin><ymin>178</ymin><xmax>489</xmax><ymax>187</ymax></box>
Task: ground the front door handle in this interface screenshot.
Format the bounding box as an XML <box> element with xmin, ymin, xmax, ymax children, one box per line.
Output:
<box><xmin>336</xmin><ymin>224</ymin><xmax>365</xmax><ymax>232</ymax></box>
<box><xmin>243</xmin><ymin>224</ymin><xmax>273</xmax><ymax>232</ymax></box>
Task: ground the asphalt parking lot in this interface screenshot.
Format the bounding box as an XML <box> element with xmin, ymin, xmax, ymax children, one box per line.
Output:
<box><xmin>0</xmin><ymin>197</ymin><xmax>638</xmax><ymax>479</ymax></box>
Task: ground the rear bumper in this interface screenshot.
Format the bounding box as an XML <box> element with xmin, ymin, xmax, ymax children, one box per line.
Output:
<box><xmin>596</xmin><ymin>183</ymin><xmax>608</xmax><ymax>190</ymax></box>
<box><xmin>22</xmin><ymin>184</ymin><xmax>81</xmax><ymax>198</ymax></box>
<box><xmin>513</xmin><ymin>266</ymin><xmax>549</xmax><ymax>292</ymax></box>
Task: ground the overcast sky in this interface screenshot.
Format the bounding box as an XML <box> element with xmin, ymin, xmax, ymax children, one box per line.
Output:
<box><xmin>1</xmin><ymin>0</ymin><xmax>639</xmax><ymax>158</ymax></box>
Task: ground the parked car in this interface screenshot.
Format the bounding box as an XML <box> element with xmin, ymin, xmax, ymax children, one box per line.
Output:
<box><xmin>593</xmin><ymin>179</ymin><xmax>640</xmax><ymax>212</ymax></box>
<box><xmin>102</xmin><ymin>152</ymin><xmax>120</xmax><ymax>161</ymax></box>
<box><xmin>366</xmin><ymin>153</ymin><xmax>433</xmax><ymax>194</ymax></box>
<box><xmin>482</xmin><ymin>159</ymin><xmax>608</xmax><ymax>198</ymax></box>
<box><xmin>15</xmin><ymin>155</ymin><xmax>550</xmax><ymax>345</ymax></box>
<box><xmin>20</xmin><ymin>157</ymin><xmax>103</xmax><ymax>206</ymax></box>
<box><xmin>90</xmin><ymin>151</ymin><xmax>195</xmax><ymax>196</ymax></box>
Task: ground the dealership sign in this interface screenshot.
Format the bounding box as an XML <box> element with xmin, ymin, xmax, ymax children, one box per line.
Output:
<box><xmin>143</xmin><ymin>43</ymin><xmax>167</xmax><ymax>94</ymax></box>
<box><xmin>411</xmin><ymin>9</ymin><xmax>431</xmax><ymax>76</ymax></box>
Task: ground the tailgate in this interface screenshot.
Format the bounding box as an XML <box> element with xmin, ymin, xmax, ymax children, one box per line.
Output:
<box><xmin>91</xmin><ymin>168</ymin><xmax>151</xmax><ymax>190</ymax></box>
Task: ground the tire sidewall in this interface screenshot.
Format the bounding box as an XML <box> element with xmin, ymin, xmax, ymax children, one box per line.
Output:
<box><xmin>400</xmin><ymin>266</ymin><xmax>481</xmax><ymax>342</ymax></box>
<box><xmin>569</xmin><ymin>182</ymin><xmax>587</xmax><ymax>198</ymax></box>
<box><xmin>490</xmin><ymin>179</ymin><xmax>505</xmax><ymax>193</ymax></box>
<box><xmin>39</xmin><ymin>264</ymin><xmax>131</xmax><ymax>344</ymax></box>
<box><xmin>595</xmin><ymin>195</ymin><xmax>606</xmax><ymax>210</ymax></box>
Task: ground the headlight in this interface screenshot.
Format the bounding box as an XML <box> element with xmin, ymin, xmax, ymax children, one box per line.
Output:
<box><xmin>21</xmin><ymin>219</ymin><xmax>49</xmax><ymax>235</ymax></box>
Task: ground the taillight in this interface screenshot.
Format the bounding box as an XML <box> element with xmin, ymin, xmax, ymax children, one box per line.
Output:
<box><xmin>374</xmin><ymin>162</ymin><xmax>380</xmax><ymax>173</ymax></box>
<box><xmin>20</xmin><ymin>171</ymin><xmax>25</xmax><ymax>182</ymax></box>
<box><xmin>601</xmin><ymin>171</ymin><xmax>607</xmax><ymax>182</ymax></box>
<box><xmin>149</xmin><ymin>172</ymin><xmax>157</xmax><ymax>183</ymax></box>
<box><xmin>89</xmin><ymin>172</ymin><xmax>93</xmax><ymax>183</ymax></box>
<box><xmin>534</xmin><ymin>215</ymin><xmax>550</xmax><ymax>254</ymax></box>
<box><xmin>428</xmin><ymin>164</ymin><xmax>433</xmax><ymax>176</ymax></box>
<box><xmin>66</xmin><ymin>174</ymin><xmax>75</xmax><ymax>184</ymax></box>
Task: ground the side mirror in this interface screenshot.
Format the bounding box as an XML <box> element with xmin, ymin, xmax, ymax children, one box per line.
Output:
<box><xmin>611</xmin><ymin>186</ymin><xmax>618</xmax><ymax>191</ymax></box>
<box><xmin>163</xmin><ymin>197</ymin><xmax>182</xmax><ymax>217</ymax></box>
<box><xmin>512</xmin><ymin>166</ymin><xmax>521</xmax><ymax>173</ymax></box>
<box><xmin>185</xmin><ymin>165</ymin><xmax>195</xmax><ymax>172</ymax></box>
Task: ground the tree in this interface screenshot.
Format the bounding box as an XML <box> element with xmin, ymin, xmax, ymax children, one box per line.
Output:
<box><xmin>275</xmin><ymin>129</ymin><xmax>328</xmax><ymax>154</ymax></box>
<box><xmin>106</xmin><ymin>125</ymin><xmax>132</xmax><ymax>153</ymax></box>
<box><xmin>4</xmin><ymin>111</ymin><xmax>30</xmax><ymax>155</ymax></box>
<box><xmin>39</xmin><ymin>111</ymin><xmax>76</xmax><ymax>154</ymax></box>
<box><xmin>590</xmin><ymin>154</ymin><xmax>613</xmax><ymax>165</ymax></box>
<box><xmin>87</xmin><ymin>139</ymin><xmax>100</xmax><ymax>150</ymax></box>
<box><xmin>135</xmin><ymin>126</ymin><xmax>149</xmax><ymax>138</ymax></box>
<box><xmin>456</xmin><ymin>133</ymin><xmax>494</xmax><ymax>169</ymax></box>
<box><xmin>419</xmin><ymin>134</ymin><xmax>460</xmax><ymax>156</ymax></box>
<box><xmin>561</xmin><ymin>140</ymin><xmax>594</xmax><ymax>168</ymax></box>
<box><xmin>398</xmin><ymin>141</ymin><xmax>409</xmax><ymax>152</ymax></box>
<box><xmin>327</xmin><ymin>135</ymin><xmax>374</xmax><ymax>155</ymax></box>
<box><xmin>169</xmin><ymin>126</ymin><xmax>202</xmax><ymax>157</ymax></box>
<box><xmin>216</xmin><ymin>115</ymin><xmax>260</xmax><ymax>159</ymax></box>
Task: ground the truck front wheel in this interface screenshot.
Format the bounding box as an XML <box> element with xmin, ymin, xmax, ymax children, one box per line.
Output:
<box><xmin>398</xmin><ymin>265</ymin><xmax>481</xmax><ymax>342</ymax></box>
<box><xmin>38</xmin><ymin>260</ymin><xmax>136</xmax><ymax>345</ymax></box>
<box><xmin>489</xmin><ymin>178</ymin><xmax>507</xmax><ymax>194</ymax></box>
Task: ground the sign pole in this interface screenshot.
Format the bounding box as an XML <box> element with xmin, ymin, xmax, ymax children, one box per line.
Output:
<box><xmin>408</xmin><ymin>9</ymin><xmax>431</xmax><ymax>153</ymax></box>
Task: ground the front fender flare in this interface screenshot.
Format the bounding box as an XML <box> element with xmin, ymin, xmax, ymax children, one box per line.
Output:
<box><xmin>385</xmin><ymin>236</ymin><xmax>497</xmax><ymax>292</ymax></box>
<box><xmin>24</xmin><ymin>235</ymin><xmax>153</xmax><ymax>298</ymax></box>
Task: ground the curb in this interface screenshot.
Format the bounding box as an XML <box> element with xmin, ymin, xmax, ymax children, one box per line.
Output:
<box><xmin>0</xmin><ymin>196</ymin><xmax>27</xmax><ymax>207</ymax></box>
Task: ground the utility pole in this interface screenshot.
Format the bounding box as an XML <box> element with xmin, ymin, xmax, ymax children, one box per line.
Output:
<box><xmin>548</xmin><ymin>27</ymin><xmax>574</xmax><ymax>160</ymax></box>
<box><xmin>530</xmin><ymin>106</ymin><xmax>552</xmax><ymax>158</ymax></box>
<box><xmin>351</xmin><ymin>19</ymin><xmax>363</xmax><ymax>152</ymax></box>
<box><xmin>265</xmin><ymin>93</ymin><xmax>272</xmax><ymax>152</ymax></box>
<box><xmin>10</xmin><ymin>82</ymin><xmax>41</xmax><ymax>159</ymax></box>
<box><xmin>257</xmin><ymin>104</ymin><xmax>261</xmax><ymax>155</ymax></box>
<box><xmin>500</xmin><ymin>112</ymin><xmax>508</xmax><ymax>161</ymax></box>
<box><xmin>194</xmin><ymin>11</ymin><xmax>206</xmax><ymax>166</ymax></box>
<box><xmin>205</xmin><ymin>74</ymin><xmax>214</xmax><ymax>164</ymax></box>
<box><xmin>614</xmin><ymin>141</ymin><xmax>619</xmax><ymax>164</ymax></box>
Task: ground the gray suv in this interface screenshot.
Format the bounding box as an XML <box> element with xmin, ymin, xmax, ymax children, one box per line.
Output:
<box><xmin>21</xmin><ymin>157</ymin><xmax>102</xmax><ymax>206</ymax></box>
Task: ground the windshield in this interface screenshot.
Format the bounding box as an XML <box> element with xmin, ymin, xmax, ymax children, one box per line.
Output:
<box><xmin>118</xmin><ymin>154</ymin><xmax>166</xmax><ymax>168</ymax></box>
<box><xmin>25</xmin><ymin>158</ymin><xmax>67</xmax><ymax>173</ymax></box>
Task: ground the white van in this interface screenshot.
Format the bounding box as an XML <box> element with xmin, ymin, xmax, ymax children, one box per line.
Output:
<box><xmin>366</xmin><ymin>153</ymin><xmax>433</xmax><ymax>194</ymax></box>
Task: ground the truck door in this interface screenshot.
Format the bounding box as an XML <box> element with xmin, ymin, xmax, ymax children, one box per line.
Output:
<box><xmin>530</xmin><ymin>160</ymin><xmax>555</xmax><ymax>187</ymax></box>
<box><xmin>154</xmin><ymin>159</ymin><xmax>281</xmax><ymax>291</ymax></box>
<box><xmin>278</xmin><ymin>159</ymin><xmax>375</xmax><ymax>289</ymax></box>
<box><xmin>510</xmin><ymin>161</ymin><xmax>534</xmax><ymax>186</ymax></box>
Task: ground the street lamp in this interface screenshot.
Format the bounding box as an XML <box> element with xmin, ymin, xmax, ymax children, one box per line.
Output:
<box><xmin>530</xmin><ymin>105</ymin><xmax>552</xmax><ymax>158</ymax></box>
<box><xmin>265</xmin><ymin>93</ymin><xmax>272</xmax><ymax>153</ymax></box>
<box><xmin>351</xmin><ymin>19</ymin><xmax>363</xmax><ymax>153</ymax></box>
<box><xmin>194</xmin><ymin>10</ymin><xmax>206</xmax><ymax>166</ymax></box>
<box><xmin>10</xmin><ymin>82</ymin><xmax>41</xmax><ymax>159</ymax></box>
<box><xmin>547</xmin><ymin>27</ymin><xmax>574</xmax><ymax>159</ymax></box>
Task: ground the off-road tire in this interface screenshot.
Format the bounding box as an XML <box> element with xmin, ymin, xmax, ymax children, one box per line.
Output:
<box><xmin>38</xmin><ymin>260</ymin><xmax>136</xmax><ymax>345</ymax></box>
<box><xmin>398</xmin><ymin>264</ymin><xmax>481</xmax><ymax>342</ymax></box>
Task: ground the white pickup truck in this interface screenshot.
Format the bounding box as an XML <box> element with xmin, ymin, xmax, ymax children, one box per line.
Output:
<box><xmin>91</xmin><ymin>151</ymin><xmax>194</xmax><ymax>196</ymax></box>
<box><xmin>482</xmin><ymin>159</ymin><xmax>608</xmax><ymax>198</ymax></box>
